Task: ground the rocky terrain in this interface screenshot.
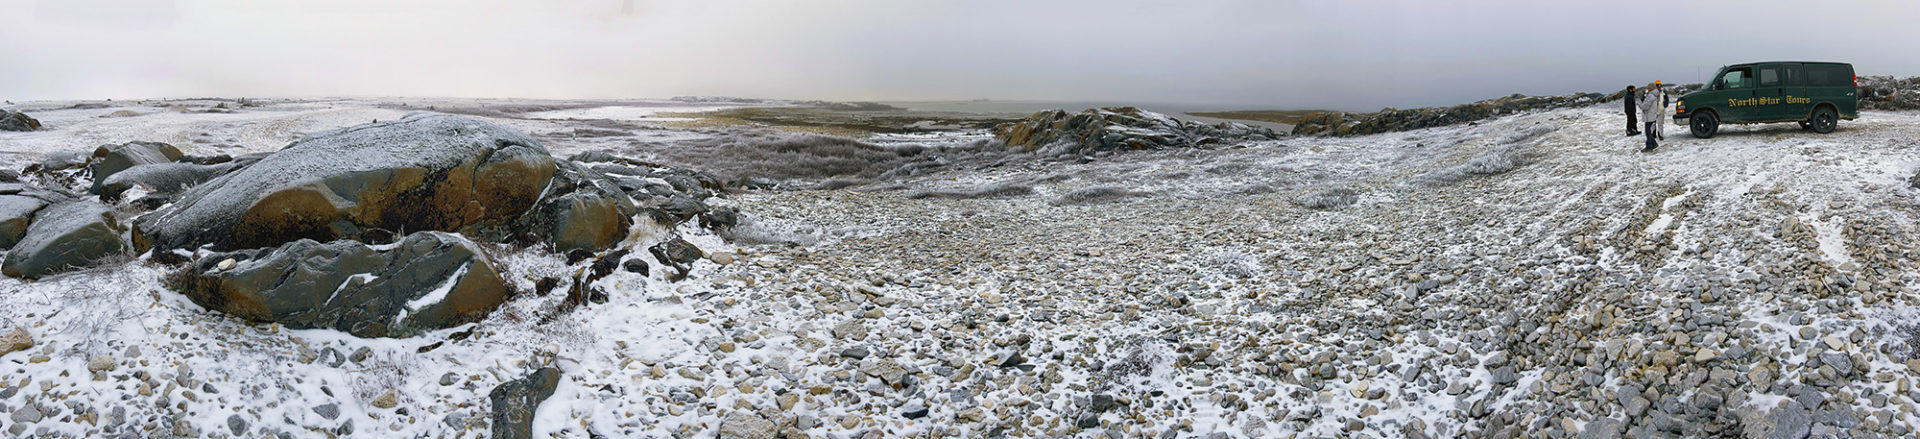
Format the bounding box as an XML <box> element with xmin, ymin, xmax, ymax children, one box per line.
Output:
<box><xmin>0</xmin><ymin>97</ymin><xmax>1918</xmax><ymax>439</ymax></box>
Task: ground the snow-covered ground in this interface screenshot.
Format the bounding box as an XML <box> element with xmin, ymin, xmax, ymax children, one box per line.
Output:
<box><xmin>3</xmin><ymin>98</ymin><xmax>1920</xmax><ymax>438</ymax></box>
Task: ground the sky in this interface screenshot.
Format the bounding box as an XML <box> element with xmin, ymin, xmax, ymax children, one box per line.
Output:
<box><xmin>2</xmin><ymin>0</ymin><xmax>1915</xmax><ymax>111</ymax></box>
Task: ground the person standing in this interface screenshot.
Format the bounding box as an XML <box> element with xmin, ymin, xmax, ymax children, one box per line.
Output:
<box><xmin>1639</xmin><ymin>81</ymin><xmax>1666</xmax><ymax>151</ymax></box>
<box><xmin>1623</xmin><ymin>85</ymin><xmax>1640</xmax><ymax>136</ymax></box>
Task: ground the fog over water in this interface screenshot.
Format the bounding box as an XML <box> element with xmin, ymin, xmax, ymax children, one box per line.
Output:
<box><xmin>3</xmin><ymin>0</ymin><xmax>1915</xmax><ymax>111</ymax></box>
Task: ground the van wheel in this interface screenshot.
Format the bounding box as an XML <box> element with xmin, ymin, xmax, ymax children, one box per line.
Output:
<box><xmin>1689</xmin><ymin>111</ymin><xmax>1719</xmax><ymax>138</ymax></box>
<box><xmin>1810</xmin><ymin>107</ymin><xmax>1837</xmax><ymax>134</ymax></box>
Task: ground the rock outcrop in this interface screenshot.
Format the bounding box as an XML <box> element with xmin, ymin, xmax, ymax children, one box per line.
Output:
<box><xmin>489</xmin><ymin>367</ymin><xmax>561</xmax><ymax>439</ymax></box>
<box><xmin>995</xmin><ymin>107</ymin><xmax>1278</xmax><ymax>154</ymax></box>
<box><xmin>1858</xmin><ymin>76</ymin><xmax>1920</xmax><ymax>111</ymax></box>
<box><xmin>167</xmin><ymin>231</ymin><xmax>511</xmax><ymax>338</ymax></box>
<box><xmin>1292</xmin><ymin>92</ymin><xmax>1610</xmax><ymax>136</ymax></box>
<box><xmin>0</xmin><ymin>110</ymin><xmax>40</xmax><ymax>131</ymax></box>
<box><xmin>133</xmin><ymin>113</ymin><xmax>559</xmax><ymax>252</ymax></box>
<box><xmin>88</xmin><ymin>141</ymin><xmax>185</xmax><ymax>194</ymax></box>
<box><xmin>1</xmin><ymin>201</ymin><xmax>128</xmax><ymax>279</ymax></box>
<box><xmin>517</xmin><ymin>162</ymin><xmax>636</xmax><ymax>253</ymax></box>
<box><xmin>99</xmin><ymin>162</ymin><xmax>236</xmax><ymax>202</ymax></box>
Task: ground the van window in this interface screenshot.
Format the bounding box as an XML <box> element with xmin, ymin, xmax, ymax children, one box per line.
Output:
<box><xmin>1786</xmin><ymin>65</ymin><xmax>1806</xmax><ymax>86</ymax></box>
<box><xmin>1806</xmin><ymin>64</ymin><xmax>1852</xmax><ymax>86</ymax></box>
<box><xmin>1759</xmin><ymin>66</ymin><xmax>1782</xmax><ymax>86</ymax></box>
<box><xmin>1719</xmin><ymin>68</ymin><xmax>1754</xmax><ymax>89</ymax></box>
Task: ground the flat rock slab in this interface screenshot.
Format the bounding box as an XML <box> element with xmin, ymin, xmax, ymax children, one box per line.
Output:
<box><xmin>134</xmin><ymin>112</ymin><xmax>557</xmax><ymax>252</ymax></box>
<box><xmin>1</xmin><ymin>201</ymin><xmax>127</xmax><ymax>279</ymax></box>
<box><xmin>170</xmin><ymin>231</ymin><xmax>510</xmax><ymax>338</ymax></box>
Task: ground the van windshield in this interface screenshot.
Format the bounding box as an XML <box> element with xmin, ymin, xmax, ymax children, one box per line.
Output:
<box><xmin>1718</xmin><ymin>68</ymin><xmax>1754</xmax><ymax>89</ymax></box>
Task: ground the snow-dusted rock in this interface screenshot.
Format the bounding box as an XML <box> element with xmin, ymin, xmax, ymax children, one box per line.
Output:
<box><xmin>168</xmin><ymin>231</ymin><xmax>509</xmax><ymax>338</ymax></box>
<box><xmin>1</xmin><ymin>201</ymin><xmax>127</xmax><ymax>279</ymax></box>
<box><xmin>0</xmin><ymin>194</ymin><xmax>54</xmax><ymax>249</ymax></box>
<box><xmin>98</xmin><ymin>162</ymin><xmax>237</xmax><ymax>202</ymax></box>
<box><xmin>1292</xmin><ymin>91</ymin><xmax>1608</xmax><ymax>136</ymax></box>
<box><xmin>488</xmin><ymin>367</ymin><xmax>560</xmax><ymax>439</ymax></box>
<box><xmin>717</xmin><ymin>411</ymin><xmax>778</xmax><ymax>439</ymax></box>
<box><xmin>0</xmin><ymin>109</ymin><xmax>39</xmax><ymax>131</ymax></box>
<box><xmin>996</xmin><ymin>107</ymin><xmax>1277</xmax><ymax>154</ymax></box>
<box><xmin>520</xmin><ymin>161</ymin><xmax>635</xmax><ymax>253</ymax></box>
<box><xmin>86</xmin><ymin>141</ymin><xmax>183</xmax><ymax>194</ymax></box>
<box><xmin>0</xmin><ymin>327</ymin><xmax>31</xmax><ymax>357</ymax></box>
<box><xmin>133</xmin><ymin>113</ymin><xmax>558</xmax><ymax>252</ymax></box>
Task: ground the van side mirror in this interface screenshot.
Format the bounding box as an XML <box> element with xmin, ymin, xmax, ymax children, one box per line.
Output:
<box><xmin>1712</xmin><ymin>81</ymin><xmax>1725</xmax><ymax>91</ymax></box>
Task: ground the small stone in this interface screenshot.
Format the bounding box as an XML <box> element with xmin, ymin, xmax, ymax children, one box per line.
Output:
<box><xmin>1694</xmin><ymin>349</ymin><xmax>1716</xmax><ymax>363</ymax></box>
<box><xmin>216</xmin><ymin>258</ymin><xmax>237</xmax><ymax>270</ymax></box>
<box><xmin>9</xmin><ymin>402</ymin><xmax>41</xmax><ymax>423</ymax></box>
<box><xmin>1490</xmin><ymin>366</ymin><xmax>1517</xmax><ymax>385</ymax></box>
<box><xmin>959</xmin><ymin>407</ymin><xmax>987</xmax><ymax>422</ymax></box>
<box><xmin>349</xmin><ymin>347</ymin><xmax>373</xmax><ymax>363</ymax></box>
<box><xmin>717</xmin><ymin>411</ymin><xmax>776</xmax><ymax>439</ymax></box>
<box><xmin>87</xmin><ymin>355</ymin><xmax>116</xmax><ymax>373</ymax></box>
<box><xmin>841</xmin><ymin>346</ymin><xmax>870</xmax><ymax>359</ymax></box>
<box><xmin>1077</xmin><ymin>413</ymin><xmax>1100</xmax><ymax>429</ymax></box>
<box><xmin>718</xmin><ymin>342</ymin><xmax>736</xmax><ymax>353</ymax></box>
<box><xmin>902</xmin><ymin>404</ymin><xmax>929</xmax><ymax>420</ymax></box>
<box><xmin>124</xmin><ymin>345</ymin><xmax>141</xmax><ymax>358</ymax></box>
<box><xmin>314</xmin><ymin>403</ymin><xmax>341</xmax><ymax>420</ymax></box>
<box><xmin>621</xmin><ymin>258</ymin><xmax>649</xmax><ymax>274</ymax></box>
<box><xmin>440</xmin><ymin>372</ymin><xmax>458</xmax><ymax>386</ymax></box>
<box><xmin>371</xmin><ymin>389</ymin><xmax>398</xmax><ymax>409</ymax></box>
<box><xmin>1822</xmin><ymin>335</ymin><xmax>1845</xmax><ymax>351</ymax></box>
<box><xmin>710</xmin><ymin>252</ymin><xmax>734</xmax><ymax>265</ymax></box>
<box><xmin>1091</xmin><ymin>394</ymin><xmax>1116</xmax><ymax>413</ymax></box>
<box><xmin>227</xmin><ymin>414</ymin><xmax>248</xmax><ymax>436</ymax></box>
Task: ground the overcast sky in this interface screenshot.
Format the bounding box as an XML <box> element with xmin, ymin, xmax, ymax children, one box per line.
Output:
<box><xmin>2</xmin><ymin>0</ymin><xmax>1914</xmax><ymax>111</ymax></box>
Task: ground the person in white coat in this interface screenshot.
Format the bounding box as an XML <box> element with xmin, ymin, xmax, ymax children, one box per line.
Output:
<box><xmin>1638</xmin><ymin>81</ymin><xmax>1668</xmax><ymax>151</ymax></box>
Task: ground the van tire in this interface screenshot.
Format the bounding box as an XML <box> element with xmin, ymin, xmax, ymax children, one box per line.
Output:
<box><xmin>1811</xmin><ymin>107</ymin><xmax>1837</xmax><ymax>134</ymax></box>
<box><xmin>1689</xmin><ymin>110</ymin><xmax>1719</xmax><ymax>139</ymax></box>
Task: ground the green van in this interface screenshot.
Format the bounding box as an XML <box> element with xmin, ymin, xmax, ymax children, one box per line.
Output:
<box><xmin>1673</xmin><ymin>61</ymin><xmax>1857</xmax><ymax>138</ymax></box>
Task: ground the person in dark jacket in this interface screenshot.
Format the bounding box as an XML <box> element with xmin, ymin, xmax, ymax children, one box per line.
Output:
<box><xmin>1623</xmin><ymin>85</ymin><xmax>1640</xmax><ymax>136</ymax></box>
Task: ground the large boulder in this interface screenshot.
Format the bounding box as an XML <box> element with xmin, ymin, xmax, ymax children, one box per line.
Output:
<box><xmin>995</xmin><ymin>107</ymin><xmax>1277</xmax><ymax>154</ymax></box>
<box><xmin>133</xmin><ymin>113</ymin><xmax>558</xmax><ymax>252</ymax></box>
<box><xmin>0</xmin><ymin>110</ymin><xmax>40</xmax><ymax>132</ymax></box>
<box><xmin>167</xmin><ymin>231</ymin><xmax>511</xmax><ymax>338</ymax></box>
<box><xmin>1</xmin><ymin>201</ymin><xmax>128</xmax><ymax>279</ymax></box>
<box><xmin>98</xmin><ymin>162</ymin><xmax>237</xmax><ymax>202</ymax></box>
<box><xmin>489</xmin><ymin>367</ymin><xmax>561</xmax><ymax>439</ymax></box>
<box><xmin>88</xmin><ymin>141</ymin><xmax>185</xmax><ymax>194</ymax></box>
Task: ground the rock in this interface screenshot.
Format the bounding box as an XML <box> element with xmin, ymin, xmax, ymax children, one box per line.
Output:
<box><xmin>87</xmin><ymin>141</ymin><xmax>184</xmax><ymax>194</ymax></box>
<box><xmin>0</xmin><ymin>110</ymin><xmax>41</xmax><ymax>131</ymax></box>
<box><xmin>995</xmin><ymin>107</ymin><xmax>1277</xmax><ymax>154</ymax></box>
<box><xmin>1744</xmin><ymin>399</ymin><xmax>1812</xmax><ymax>439</ymax></box>
<box><xmin>1490</xmin><ymin>366</ymin><xmax>1517</xmax><ymax>385</ymax></box>
<box><xmin>1</xmin><ymin>201</ymin><xmax>128</xmax><ymax>279</ymax></box>
<box><xmin>372</xmin><ymin>389</ymin><xmax>398</xmax><ymax>409</ymax></box>
<box><xmin>717</xmin><ymin>411</ymin><xmax>777</xmax><ymax>439</ymax></box>
<box><xmin>227</xmin><ymin>414</ymin><xmax>248</xmax><ymax>436</ymax></box>
<box><xmin>1580</xmin><ymin>418</ymin><xmax>1621</xmax><ymax>439</ymax></box>
<box><xmin>1</xmin><ymin>327</ymin><xmax>32</xmax><ymax>357</ymax></box>
<box><xmin>649</xmin><ymin>237</ymin><xmax>703</xmax><ymax>279</ymax></box>
<box><xmin>862</xmin><ymin>359</ymin><xmax>909</xmax><ymax>384</ymax></box>
<box><xmin>621</xmin><ymin>258</ymin><xmax>649</xmax><ymax>275</ymax></box>
<box><xmin>87</xmin><ymin>355</ymin><xmax>115</xmax><ymax>372</ymax></box>
<box><xmin>1077</xmin><ymin>413</ymin><xmax>1100</xmax><ymax>429</ymax></box>
<box><xmin>841</xmin><ymin>346</ymin><xmax>870</xmax><ymax>359</ymax></box>
<box><xmin>10</xmin><ymin>402</ymin><xmax>41</xmax><ymax>423</ymax></box>
<box><xmin>902</xmin><ymin>404</ymin><xmax>929</xmax><ymax>419</ymax></box>
<box><xmin>168</xmin><ymin>231</ymin><xmax>511</xmax><ymax>338</ymax></box>
<box><xmin>0</xmin><ymin>194</ymin><xmax>52</xmax><ymax>249</ymax></box>
<box><xmin>1091</xmin><ymin>394</ymin><xmax>1116</xmax><ymax>413</ymax></box>
<box><xmin>98</xmin><ymin>162</ymin><xmax>236</xmax><ymax>202</ymax></box>
<box><xmin>489</xmin><ymin>367</ymin><xmax>560</xmax><ymax>439</ymax></box>
<box><xmin>313</xmin><ymin>403</ymin><xmax>341</xmax><ymax>420</ymax></box>
<box><xmin>133</xmin><ymin>113</ymin><xmax>558</xmax><ymax>252</ymax></box>
<box><xmin>1292</xmin><ymin>91</ymin><xmax>1611</xmax><ymax>136</ymax></box>
<box><xmin>520</xmin><ymin>162</ymin><xmax>635</xmax><ymax>253</ymax></box>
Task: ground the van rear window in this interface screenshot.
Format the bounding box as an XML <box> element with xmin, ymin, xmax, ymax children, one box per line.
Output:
<box><xmin>1806</xmin><ymin>64</ymin><xmax>1853</xmax><ymax>87</ymax></box>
